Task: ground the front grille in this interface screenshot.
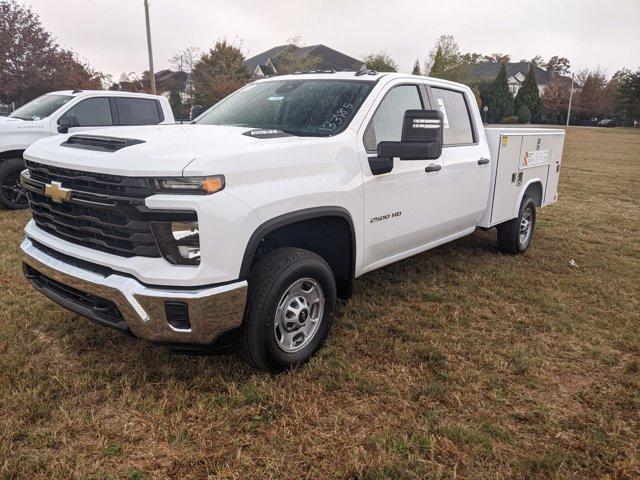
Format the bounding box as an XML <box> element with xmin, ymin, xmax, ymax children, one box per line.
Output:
<box><xmin>26</xmin><ymin>160</ymin><xmax>153</xmax><ymax>197</ymax></box>
<box><xmin>24</xmin><ymin>264</ymin><xmax>125</xmax><ymax>326</ymax></box>
<box><xmin>26</xmin><ymin>161</ymin><xmax>161</xmax><ymax>258</ymax></box>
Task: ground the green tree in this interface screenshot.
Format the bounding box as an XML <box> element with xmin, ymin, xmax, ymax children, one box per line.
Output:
<box><xmin>191</xmin><ymin>39</ymin><xmax>250</xmax><ymax>108</ymax></box>
<box><xmin>426</xmin><ymin>35</ymin><xmax>469</xmax><ymax>83</ymax></box>
<box><xmin>517</xmin><ymin>105</ymin><xmax>532</xmax><ymax>124</ymax></box>
<box><xmin>514</xmin><ymin>63</ymin><xmax>542</xmax><ymax>122</ymax></box>
<box><xmin>411</xmin><ymin>59</ymin><xmax>421</xmax><ymax>75</ymax></box>
<box><xmin>361</xmin><ymin>51</ymin><xmax>398</xmax><ymax>72</ymax></box>
<box><xmin>168</xmin><ymin>90</ymin><xmax>184</xmax><ymax>120</ymax></box>
<box><xmin>487</xmin><ymin>63</ymin><xmax>514</xmax><ymax>123</ymax></box>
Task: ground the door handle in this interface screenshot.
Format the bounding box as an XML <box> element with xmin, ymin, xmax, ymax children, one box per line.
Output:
<box><xmin>477</xmin><ymin>158</ymin><xmax>490</xmax><ymax>165</ymax></box>
<box><xmin>425</xmin><ymin>164</ymin><xmax>442</xmax><ymax>172</ymax></box>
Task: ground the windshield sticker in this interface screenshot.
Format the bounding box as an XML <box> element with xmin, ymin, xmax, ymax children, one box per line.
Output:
<box><xmin>436</xmin><ymin>98</ymin><xmax>449</xmax><ymax>129</ymax></box>
<box><xmin>267</xmin><ymin>96</ymin><xmax>284</xmax><ymax>101</ymax></box>
<box><xmin>319</xmin><ymin>103</ymin><xmax>354</xmax><ymax>132</ymax></box>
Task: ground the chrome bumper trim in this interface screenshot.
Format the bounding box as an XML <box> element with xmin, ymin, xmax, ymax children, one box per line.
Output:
<box><xmin>20</xmin><ymin>237</ymin><xmax>247</xmax><ymax>344</ymax></box>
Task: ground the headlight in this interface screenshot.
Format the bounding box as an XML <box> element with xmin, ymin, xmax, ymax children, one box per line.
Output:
<box><xmin>154</xmin><ymin>175</ymin><xmax>225</xmax><ymax>194</ymax></box>
<box><xmin>151</xmin><ymin>221</ymin><xmax>200</xmax><ymax>265</ymax></box>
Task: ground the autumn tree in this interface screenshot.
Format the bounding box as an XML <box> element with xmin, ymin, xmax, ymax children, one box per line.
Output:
<box><xmin>0</xmin><ymin>0</ymin><xmax>104</xmax><ymax>105</ymax></box>
<box><xmin>544</xmin><ymin>56</ymin><xmax>571</xmax><ymax>76</ymax></box>
<box><xmin>191</xmin><ymin>40</ymin><xmax>250</xmax><ymax>108</ymax></box>
<box><xmin>483</xmin><ymin>53</ymin><xmax>511</xmax><ymax>63</ymax></box>
<box><xmin>426</xmin><ymin>35</ymin><xmax>470</xmax><ymax>83</ymax></box>
<box><xmin>541</xmin><ymin>77</ymin><xmax>572</xmax><ymax>124</ymax></box>
<box><xmin>576</xmin><ymin>69</ymin><xmax>609</xmax><ymax>120</ymax></box>
<box><xmin>169</xmin><ymin>47</ymin><xmax>201</xmax><ymax>73</ymax></box>
<box><xmin>514</xmin><ymin>63</ymin><xmax>542</xmax><ymax>122</ymax></box>
<box><xmin>361</xmin><ymin>51</ymin><xmax>398</xmax><ymax>72</ymax></box>
<box><xmin>610</xmin><ymin>68</ymin><xmax>640</xmax><ymax>126</ymax></box>
<box><xmin>487</xmin><ymin>63</ymin><xmax>514</xmax><ymax>123</ymax></box>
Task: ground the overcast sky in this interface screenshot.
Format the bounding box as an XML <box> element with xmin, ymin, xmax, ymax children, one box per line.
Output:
<box><xmin>20</xmin><ymin>0</ymin><xmax>640</xmax><ymax>79</ymax></box>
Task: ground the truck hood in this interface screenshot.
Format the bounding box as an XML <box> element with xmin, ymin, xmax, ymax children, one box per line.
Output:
<box><xmin>0</xmin><ymin>116</ymin><xmax>24</xmax><ymax>125</ymax></box>
<box><xmin>23</xmin><ymin>124</ymin><xmax>304</xmax><ymax>177</ymax></box>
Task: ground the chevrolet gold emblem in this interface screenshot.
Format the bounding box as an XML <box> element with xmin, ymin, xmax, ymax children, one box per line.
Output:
<box><xmin>44</xmin><ymin>181</ymin><xmax>72</xmax><ymax>203</ymax></box>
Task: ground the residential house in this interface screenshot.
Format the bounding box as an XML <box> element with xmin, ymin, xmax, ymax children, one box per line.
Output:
<box><xmin>469</xmin><ymin>62</ymin><xmax>573</xmax><ymax>96</ymax></box>
<box><xmin>244</xmin><ymin>44</ymin><xmax>363</xmax><ymax>78</ymax></box>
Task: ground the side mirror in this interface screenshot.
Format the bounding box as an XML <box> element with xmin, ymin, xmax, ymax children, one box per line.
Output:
<box><xmin>57</xmin><ymin>116</ymin><xmax>80</xmax><ymax>133</ymax></box>
<box><xmin>377</xmin><ymin>109</ymin><xmax>443</xmax><ymax>161</ymax></box>
<box><xmin>190</xmin><ymin>105</ymin><xmax>204</xmax><ymax>121</ymax></box>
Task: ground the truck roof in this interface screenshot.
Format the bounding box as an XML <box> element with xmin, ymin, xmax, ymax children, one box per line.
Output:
<box><xmin>253</xmin><ymin>71</ymin><xmax>470</xmax><ymax>90</ymax></box>
<box><xmin>48</xmin><ymin>90</ymin><xmax>167</xmax><ymax>100</ymax></box>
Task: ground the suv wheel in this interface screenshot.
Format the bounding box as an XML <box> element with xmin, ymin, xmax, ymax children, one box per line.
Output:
<box><xmin>237</xmin><ymin>247</ymin><xmax>336</xmax><ymax>373</ymax></box>
<box><xmin>0</xmin><ymin>158</ymin><xmax>28</xmax><ymax>210</ymax></box>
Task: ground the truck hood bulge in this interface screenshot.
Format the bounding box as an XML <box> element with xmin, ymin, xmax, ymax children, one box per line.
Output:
<box><xmin>23</xmin><ymin>124</ymin><xmax>316</xmax><ymax>177</ymax></box>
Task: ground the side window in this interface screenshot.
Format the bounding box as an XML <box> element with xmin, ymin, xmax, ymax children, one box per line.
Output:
<box><xmin>431</xmin><ymin>87</ymin><xmax>475</xmax><ymax>145</ymax></box>
<box><xmin>116</xmin><ymin>98</ymin><xmax>162</xmax><ymax>125</ymax></box>
<box><xmin>63</xmin><ymin>98</ymin><xmax>113</xmax><ymax>126</ymax></box>
<box><xmin>364</xmin><ymin>85</ymin><xmax>422</xmax><ymax>151</ymax></box>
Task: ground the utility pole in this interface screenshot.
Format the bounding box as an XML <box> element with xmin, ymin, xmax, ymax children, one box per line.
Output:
<box><xmin>566</xmin><ymin>73</ymin><xmax>574</xmax><ymax>127</ymax></box>
<box><xmin>144</xmin><ymin>0</ymin><xmax>156</xmax><ymax>94</ymax></box>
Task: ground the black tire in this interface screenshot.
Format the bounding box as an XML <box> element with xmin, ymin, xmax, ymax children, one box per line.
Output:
<box><xmin>237</xmin><ymin>247</ymin><xmax>336</xmax><ymax>373</ymax></box>
<box><xmin>0</xmin><ymin>157</ymin><xmax>28</xmax><ymax>210</ymax></box>
<box><xmin>497</xmin><ymin>196</ymin><xmax>536</xmax><ymax>254</ymax></box>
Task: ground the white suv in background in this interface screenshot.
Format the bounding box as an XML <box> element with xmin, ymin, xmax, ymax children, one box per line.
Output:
<box><xmin>0</xmin><ymin>90</ymin><xmax>174</xmax><ymax>209</ymax></box>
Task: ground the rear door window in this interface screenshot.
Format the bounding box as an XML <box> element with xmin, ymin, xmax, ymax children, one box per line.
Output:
<box><xmin>115</xmin><ymin>98</ymin><xmax>163</xmax><ymax>125</ymax></box>
<box><xmin>62</xmin><ymin>97</ymin><xmax>113</xmax><ymax>126</ymax></box>
<box><xmin>431</xmin><ymin>87</ymin><xmax>475</xmax><ymax>145</ymax></box>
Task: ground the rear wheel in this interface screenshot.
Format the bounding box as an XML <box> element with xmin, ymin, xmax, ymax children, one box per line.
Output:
<box><xmin>0</xmin><ymin>158</ymin><xmax>28</xmax><ymax>210</ymax></box>
<box><xmin>237</xmin><ymin>247</ymin><xmax>336</xmax><ymax>373</ymax></box>
<box><xmin>497</xmin><ymin>196</ymin><xmax>536</xmax><ymax>254</ymax></box>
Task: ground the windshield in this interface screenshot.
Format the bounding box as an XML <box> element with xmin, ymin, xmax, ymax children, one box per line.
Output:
<box><xmin>9</xmin><ymin>94</ymin><xmax>74</xmax><ymax>121</ymax></box>
<box><xmin>195</xmin><ymin>79</ymin><xmax>375</xmax><ymax>136</ymax></box>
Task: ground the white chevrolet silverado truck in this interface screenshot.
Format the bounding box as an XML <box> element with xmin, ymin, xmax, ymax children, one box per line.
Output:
<box><xmin>0</xmin><ymin>90</ymin><xmax>174</xmax><ymax>209</ymax></box>
<box><xmin>19</xmin><ymin>72</ymin><xmax>564</xmax><ymax>372</ymax></box>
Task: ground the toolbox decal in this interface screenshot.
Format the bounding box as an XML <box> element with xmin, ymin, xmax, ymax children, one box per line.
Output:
<box><xmin>521</xmin><ymin>149</ymin><xmax>549</xmax><ymax>168</ymax></box>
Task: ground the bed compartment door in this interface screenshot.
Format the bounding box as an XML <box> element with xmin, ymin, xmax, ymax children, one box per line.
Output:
<box><xmin>544</xmin><ymin>134</ymin><xmax>565</xmax><ymax>205</ymax></box>
<box><xmin>490</xmin><ymin>134</ymin><xmax>523</xmax><ymax>224</ymax></box>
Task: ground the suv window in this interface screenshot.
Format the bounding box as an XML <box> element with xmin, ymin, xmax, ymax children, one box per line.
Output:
<box><xmin>62</xmin><ymin>97</ymin><xmax>113</xmax><ymax>126</ymax></box>
<box><xmin>116</xmin><ymin>98</ymin><xmax>162</xmax><ymax>125</ymax></box>
<box><xmin>364</xmin><ymin>85</ymin><xmax>423</xmax><ymax>151</ymax></box>
<box><xmin>431</xmin><ymin>87</ymin><xmax>474</xmax><ymax>145</ymax></box>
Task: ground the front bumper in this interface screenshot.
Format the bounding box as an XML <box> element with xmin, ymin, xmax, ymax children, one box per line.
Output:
<box><xmin>20</xmin><ymin>238</ymin><xmax>247</xmax><ymax>345</ymax></box>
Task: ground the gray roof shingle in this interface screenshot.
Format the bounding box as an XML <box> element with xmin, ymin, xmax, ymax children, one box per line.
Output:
<box><xmin>243</xmin><ymin>44</ymin><xmax>362</xmax><ymax>75</ymax></box>
<box><xmin>468</xmin><ymin>62</ymin><xmax>571</xmax><ymax>85</ymax></box>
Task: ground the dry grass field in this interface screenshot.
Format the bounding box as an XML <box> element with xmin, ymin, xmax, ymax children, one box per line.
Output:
<box><xmin>1</xmin><ymin>127</ymin><xmax>639</xmax><ymax>479</ymax></box>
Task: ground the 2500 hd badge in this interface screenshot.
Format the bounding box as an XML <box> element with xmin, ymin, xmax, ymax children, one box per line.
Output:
<box><xmin>370</xmin><ymin>211</ymin><xmax>402</xmax><ymax>223</ymax></box>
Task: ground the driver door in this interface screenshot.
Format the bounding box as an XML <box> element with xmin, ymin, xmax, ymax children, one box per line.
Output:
<box><xmin>357</xmin><ymin>81</ymin><xmax>446</xmax><ymax>272</ymax></box>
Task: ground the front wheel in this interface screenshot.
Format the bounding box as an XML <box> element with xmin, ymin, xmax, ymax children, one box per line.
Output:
<box><xmin>497</xmin><ymin>196</ymin><xmax>536</xmax><ymax>254</ymax></box>
<box><xmin>237</xmin><ymin>247</ymin><xmax>336</xmax><ymax>373</ymax></box>
<box><xmin>0</xmin><ymin>158</ymin><xmax>29</xmax><ymax>210</ymax></box>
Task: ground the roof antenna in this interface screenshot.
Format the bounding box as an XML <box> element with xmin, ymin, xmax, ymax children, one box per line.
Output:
<box><xmin>355</xmin><ymin>64</ymin><xmax>377</xmax><ymax>76</ymax></box>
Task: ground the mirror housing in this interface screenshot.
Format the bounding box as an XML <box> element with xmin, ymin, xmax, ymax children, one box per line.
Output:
<box><xmin>190</xmin><ymin>105</ymin><xmax>204</xmax><ymax>121</ymax></box>
<box><xmin>377</xmin><ymin>109</ymin><xmax>443</xmax><ymax>161</ymax></box>
<box><xmin>57</xmin><ymin>116</ymin><xmax>79</xmax><ymax>134</ymax></box>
